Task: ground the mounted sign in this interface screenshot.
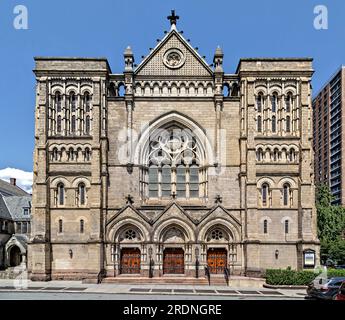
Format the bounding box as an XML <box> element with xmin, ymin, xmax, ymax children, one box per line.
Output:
<box><xmin>303</xmin><ymin>250</ymin><xmax>315</xmax><ymax>268</ymax></box>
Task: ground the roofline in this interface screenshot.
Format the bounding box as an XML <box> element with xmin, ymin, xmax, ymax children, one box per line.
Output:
<box><xmin>236</xmin><ymin>57</ymin><xmax>314</xmax><ymax>74</ymax></box>
<box><xmin>34</xmin><ymin>57</ymin><xmax>112</xmax><ymax>73</ymax></box>
<box><xmin>312</xmin><ymin>65</ymin><xmax>345</xmax><ymax>101</ymax></box>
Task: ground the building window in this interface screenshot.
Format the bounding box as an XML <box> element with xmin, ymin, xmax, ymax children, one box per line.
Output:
<box><xmin>86</xmin><ymin>116</ymin><xmax>91</xmax><ymax>134</ymax></box>
<box><xmin>57</xmin><ymin>116</ymin><xmax>62</xmax><ymax>133</ymax></box>
<box><xmin>78</xmin><ymin>183</ymin><xmax>86</xmax><ymax>206</ymax></box>
<box><xmin>146</xmin><ymin>127</ymin><xmax>204</xmax><ymax>199</ymax></box>
<box><xmin>283</xmin><ymin>183</ymin><xmax>290</xmax><ymax>206</ymax></box>
<box><xmin>286</xmin><ymin>116</ymin><xmax>291</xmax><ymax>133</ymax></box>
<box><xmin>57</xmin><ymin>183</ymin><xmax>65</xmax><ymax>206</ymax></box>
<box><xmin>272</xmin><ymin>115</ymin><xmax>276</xmax><ymax>133</ymax></box>
<box><xmin>23</xmin><ymin>208</ymin><xmax>29</xmax><ymax>216</ymax></box>
<box><xmin>71</xmin><ymin>115</ymin><xmax>76</xmax><ymax>133</ymax></box>
<box><xmin>271</xmin><ymin>93</ymin><xmax>278</xmax><ymax>113</ymax></box>
<box><xmin>55</xmin><ymin>92</ymin><xmax>62</xmax><ymax>112</ymax></box>
<box><xmin>84</xmin><ymin>92</ymin><xmax>91</xmax><ymax>112</ymax></box>
<box><xmin>16</xmin><ymin>222</ymin><xmax>22</xmax><ymax>233</ymax></box>
<box><xmin>262</xmin><ymin>183</ymin><xmax>269</xmax><ymax>207</ymax></box>
<box><xmin>285</xmin><ymin>220</ymin><xmax>289</xmax><ymax>234</ymax></box>
<box><xmin>70</xmin><ymin>92</ymin><xmax>77</xmax><ymax>112</ymax></box>
<box><xmin>125</xmin><ymin>229</ymin><xmax>137</xmax><ymax>240</ymax></box>
<box><xmin>257</xmin><ymin>93</ymin><xmax>263</xmax><ymax>112</ymax></box>
<box><xmin>22</xmin><ymin>222</ymin><xmax>28</xmax><ymax>234</ymax></box>
<box><xmin>58</xmin><ymin>219</ymin><xmax>63</xmax><ymax>233</ymax></box>
<box><xmin>211</xmin><ymin>229</ymin><xmax>224</xmax><ymax>240</ymax></box>
<box><xmin>286</xmin><ymin>93</ymin><xmax>292</xmax><ymax>112</ymax></box>
<box><xmin>263</xmin><ymin>220</ymin><xmax>268</xmax><ymax>234</ymax></box>
<box><xmin>80</xmin><ymin>220</ymin><xmax>84</xmax><ymax>233</ymax></box>
<box><xmin>85</xmin><ymin>148</ymin><xmax>91</xmax><ymax>161</ymax></box>
<box><xmin>257</xmin><ymin>115</ymin><xmax>262</xmax><ymax>132</ymax></box>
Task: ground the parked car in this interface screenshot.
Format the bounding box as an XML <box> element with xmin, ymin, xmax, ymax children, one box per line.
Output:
<box><xmin>334</xmin><ymin>281</ymin><xmax>345</xmax><ymax>300</ymax></box>
<box><xmin>335</xmin><ymin>265</ymin><xmax>345</xmax><ymax>270</ymax></box>
<box><xmin>307</xmin><ymin>277</ymin><xmax>345</xmax><ymax>300</ymax></box>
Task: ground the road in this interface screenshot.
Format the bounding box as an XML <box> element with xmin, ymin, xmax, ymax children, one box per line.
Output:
<box><xmin>0</xmin><ymin>291</ymin><xmax>305</xmax><ymax>300</ymax></box>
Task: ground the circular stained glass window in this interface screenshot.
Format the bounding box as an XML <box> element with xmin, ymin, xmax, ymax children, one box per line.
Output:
<box><xmin>163</xmin><ymin>48</ymin><xmax>185</xmax><ymax>69</ymax></box>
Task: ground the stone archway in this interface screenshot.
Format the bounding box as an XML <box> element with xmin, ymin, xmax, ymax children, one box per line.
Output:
<box><xmin>9</xmin><ymin>246</ymin><xmax>21</xmax><ymax>267</ymax></box>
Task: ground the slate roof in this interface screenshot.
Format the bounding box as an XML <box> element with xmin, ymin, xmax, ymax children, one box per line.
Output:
<box><xmin>0</xmin><ymin>179</ymin><xmax>29</xmax><ymax>197</ymax></box>
<box><xmin>0</xmin><ymin>195</ymin><xmax>12</xmax><ymax>220</ymax></box>
<box><xmin>3</xmin><ymin>196</ymin><xmax>31</xmax><ymax>221</ymax></box>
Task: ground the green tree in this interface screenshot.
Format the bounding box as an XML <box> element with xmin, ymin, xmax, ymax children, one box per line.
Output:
<box><xmin>316</xmin><ymin>184</ymin><xmax>345</xmax><ymax>264</ymax></box>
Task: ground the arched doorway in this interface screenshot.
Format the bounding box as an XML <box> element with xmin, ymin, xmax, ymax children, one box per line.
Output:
<box><xmin>120</xmin><ymin>248</ymin><xmax>141</xmax><ymax>274</ymax></box>
<box><xmin>163</xmin><ymin>248</ymin><xmax>184</xmax><ymax>274</ymax></box>
<box><xmin>9</xmin><ymin>246</ymin><xmax>22</xmax><ymax>267</ymax></box>
<box><xmin>207</xmin><ymin>248</ymin><xmax>227</xmax><ymax>274</ymax></box>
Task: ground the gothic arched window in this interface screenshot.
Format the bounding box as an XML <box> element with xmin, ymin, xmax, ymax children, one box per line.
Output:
<box><xmin>71</xmin><ymin>115</ymin><xmax>76</xmax><ymax>133</ymax></box>
<box><xmin>257</xmin><ymin>115</ymin><xmax>262</xmax><ymax>133</ymax></box>
<box><xmin>283</xmin><ymin>183</ymin><xmax>290</xmax><ymax>206</ymax></box>
<box><xmin>85</xmin><ymin>116</ymin><xmax>91</xmax><ymax>134</ymax></box>
<box><xmin>70</xmin><ymin>91</ymin><xmax>77</xmax><ymax>112</ymax></box>
<box><xmin>262</xmin><ymin>183</ymin><xmax>269</xmax><ymax>207</ymax></box>
<box><xmin>57</xmin><ymin>183</ymin><xmax>64</xmax><ymax>206</ymax></box>
<box><xmin>55</xmin><ymin>92</ymin><xmax>62</xmax><ymax>112</ymax></box>
<box><xmin>286</xmin><ymin>93</ymin><xmax>292</xmax><ymax>113</ymax></box>
<box><xmin>145</xmin><ymin>126</ymin><xmax>204</xmax><ymax>199</ymax></box>
<box><xmin>271</xmin><ymin>93</ymin><xmax>278</xmax><ymax>113</ymax></box>
<box><xmin>78</xmin><ymin>183</ymin><xmax>86</xmax><ymax>205</ymax></box>
<box><xmin>84</xmin><ymin>92</ymin><xmax>91</xmax><ymax>112</ymax></box>
<box><xmin>80</xmin><ymin>219</ymin><xmax>84</xmax><ymax>233</ymax></box>
<box><xmin>272</xmin><ymin>115</ymin><xmax>276</xmax><ymax>133</ymax></box>
<box><xmin>285</xmin><ymin>220</ymin><xmax>289</xmax><ymax>234</ymax></box>
<box><xmin>57</xmin><ymin>115</ymin><xmax>62</xmax><ymax>133</ymax></box>
<box><xmin>257</xmin><ymin>93</ymin><xmax>263</xmax><ymax>113</ymax></box>
<box><xmin>286</xmin><ymin>116</ymin><xmax>291</xmax><ymax>133</ymax></box>
<box><xmin>58</xmin><ymin>219</ymin><xmax>63</xmax><ymax>233</ymax></box>
<box><xmin>263</xmin><ymin>220</ymin><xmax>268</xmax><ymax>234</ymax></box>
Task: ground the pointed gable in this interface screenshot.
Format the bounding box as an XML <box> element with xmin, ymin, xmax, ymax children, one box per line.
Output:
<box><xmin>135</xmin><ymin>30</ymin><xmax>213</xmax><ymax>77</ymax></box>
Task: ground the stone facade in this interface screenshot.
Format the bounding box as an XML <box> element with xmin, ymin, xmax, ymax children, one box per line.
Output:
<box><xmin>28</xmin><ymin>15</ymin><xmax>319</xmax><ymax>281</ymax></box>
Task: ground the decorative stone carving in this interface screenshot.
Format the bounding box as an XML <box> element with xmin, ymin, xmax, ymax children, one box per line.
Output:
<box><xmin>163</xmin><ymin>48</ymin><xmax>185</xmax><ymax>69</ymax></box>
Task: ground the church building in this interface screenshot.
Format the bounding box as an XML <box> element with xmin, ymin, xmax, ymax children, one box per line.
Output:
<box><xmin>29</xmin><ymin>12</ymin><xmax>319</xmax><ymax>281</ymax></box>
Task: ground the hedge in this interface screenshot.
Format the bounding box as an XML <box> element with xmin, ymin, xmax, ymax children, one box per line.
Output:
<box><xmin>265</xmin><ymin>268</ymin><xmax>345</xmax><ymax>285</ymax></box>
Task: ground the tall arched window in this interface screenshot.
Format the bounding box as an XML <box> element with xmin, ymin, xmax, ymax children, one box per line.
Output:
<box><xmin>257</xmin><ymin>115</ymin><xmax>262</xmax><ymax>132</ymax></box>
<box><xmin>80</xmin><ymin>219</ymin><xmax>84</xmax><ymax>233</ymax></box>
<box><xmin>283</xmin><ymin>183</ymin><xmax>290</xmax><ymax>206</ymax></box>
<box><xmin>85</xmin><ymin>148</ymin><xmax>91</xmax><ymax>161</ymax></box>
<box><xmin>58</xmin><ymin>219</ymin><xmax>63</xmax><ymax>233</ymax></box>
<box><xmin>78</xmin><ymin>183</ymin><xmax>86</xmax><ymax>205</ymax></box>
<box><xmin>286</xmin><ymin>116</ymin><xmax>291</xmax><ymax>133</ymax></box>
<box><xmin>55</xmin><ymin>92</ymin><xmax>62</xmax><ymax>112</ymax></box>
<box><xmin>69</xmin><ymin>148</ymin><xmax>74</xmax><ymax>161</ymax></box>
<box><xmin>272</xmin><ymin>115</ymin><xmax>276</xmax><ymax>133</ymax></box>
<box><xmin>85</xmin><ymin>116</ymin><xmax>90</xmax><ymax>134</ymax></box>
<box><xmin>71</xmin><ymin>115</ymin><xmax>76</xmax><ymax>133</ymax></box>
<box><xmin>146</xmin><ymin>126</ymin><xmax>203</xmax><ymax>199</ymax></box>
<box><xmin>286</xmin><ymin>93</ymin><xmax>292</xmax><ymax>113</ymax></box>
<box><xmin>257</xmin><ymin>93</ymin><xmax>263</xmax><ymax>112</ymax></box>
<box><xmin>70</xmin><ymin>92</ymin><xmax>77</xmax><ymax>112</ymax></box>
<box><xmin>285</xmin><ymin>220</ymin><xmax>289</xmax><ymax>234</ymax></box>
<box><xmin>271</xmin><ymin>93</ymin><xmax>278</xmax><ymax>113</ymax></box>
<box><xmin>57</xmin><ymin>116</ymin><xmax>62</xmax><ymax>133</ymax></box>
<box><xmin>262</xmin><ymin>183</ymin><xmax>269</xmax><ymax>207</ymax></box>
<box><xmin>84</xmin><ymin>92</ymin><xmax>91</xmax><ymax>112</ymax></box>
<box><xmin>263</xmin><ymin>220</ymin><xmax>268</xmax><ymax>234</ymax></box>
<box><xmin>57</xmin><ymin>183</ymin><xmax>65</xmax><ymax>206</ymax></box>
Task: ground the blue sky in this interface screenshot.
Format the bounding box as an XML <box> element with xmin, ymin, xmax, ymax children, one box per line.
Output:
<box><xmin>0</xmin><ymin>0</ymin><xmax>344</xmax><ymax>184</ymax></box>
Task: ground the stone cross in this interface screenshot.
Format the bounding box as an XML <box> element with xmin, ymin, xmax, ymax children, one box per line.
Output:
<box><xmin>167</xmin><ymin>10</ymin><xmax>179</xmax><ymax>26</ymax></box>
<box><xmin>125</xmin><ymin>194</ymin><xmax>134</xmax><ymax>205</ymax></box>
<box><xmin>215</xmin><ymin>194</ymin><xmax>223</xmax><ymax>204</ymax></box>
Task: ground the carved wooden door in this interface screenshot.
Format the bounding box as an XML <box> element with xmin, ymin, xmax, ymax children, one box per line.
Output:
<box><xmin>207</xmin><ymin>248</ymin><xmax>227</xmax><ymax>274</ymax></box>
<box><xmin>120</xmin><ymin>248</ymin><xmax>141</xmax><ymax>274</ymax></box>
<box><xmin>163</xmin><ymin>248</ymin><xmax>184</xmax><ymax>274</ymax></box>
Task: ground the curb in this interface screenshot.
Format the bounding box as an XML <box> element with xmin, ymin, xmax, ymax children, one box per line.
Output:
<box><xmin>263</xmin><ymin>283</ymin><xmax>307</xmax><ymax>290</ymax></box>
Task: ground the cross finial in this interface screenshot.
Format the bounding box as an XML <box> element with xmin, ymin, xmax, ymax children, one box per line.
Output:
<box><xmin>125</xmin><ymin>194</ymin><xmax>134</xmax><ymax>205</ymax></box>
<box><xmin>215</xmin><ymin>194</ymin><xmax>223</xmax><ymax>204</ymax></box>
<box><xmin>167</xmin><ymin>10</ymin><xmax>179</xmax><ymax>26</ymax></box>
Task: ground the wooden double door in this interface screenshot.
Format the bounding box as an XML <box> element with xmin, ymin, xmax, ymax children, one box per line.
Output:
<box><xmin>163</xmin><ymin>248</ymin><xmax>184</xmax><ymax>274</ymax></box>
<box><xmin>207</xmin><ymin>248</ymin><xmax>227</xmax><ymax>274</ymax></box>
<box><xmin>120</xmin><ymin>248</ymin><xmax>141</xmax><ymax>274</ymax></box>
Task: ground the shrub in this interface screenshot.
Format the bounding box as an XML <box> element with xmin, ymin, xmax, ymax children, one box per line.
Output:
<box><xmin>265</xmin><ymin>269</ymin><xmax>321</xmax><ymax>285</ymax></box>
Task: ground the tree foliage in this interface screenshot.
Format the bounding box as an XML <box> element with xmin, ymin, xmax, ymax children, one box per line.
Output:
<box><xmin>316</xmin><ymin>184</ymin><xmax>345</xmax><ymax>264</ymax></box>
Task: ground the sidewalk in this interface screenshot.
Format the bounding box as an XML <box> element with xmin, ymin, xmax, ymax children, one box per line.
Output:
<box><xmin>0</xmin><ymin>279</ymin><xmax>306</xmax><ymax>299</ymax></box>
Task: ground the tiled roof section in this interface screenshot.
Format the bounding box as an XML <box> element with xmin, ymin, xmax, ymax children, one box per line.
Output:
<box><xmin>3</xmin><ymin>196</ymin><xmax>32</xmax><ymax>221</ymax></box>
<box><xmin>0</xmin><ymin>195</ymin><xmax>12</xmax><ymax>220</ymax></box>
<box><xmin>0</xmin><ymin>179</ymin><xmax>29</xmax><ymax>197</ymax></box>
